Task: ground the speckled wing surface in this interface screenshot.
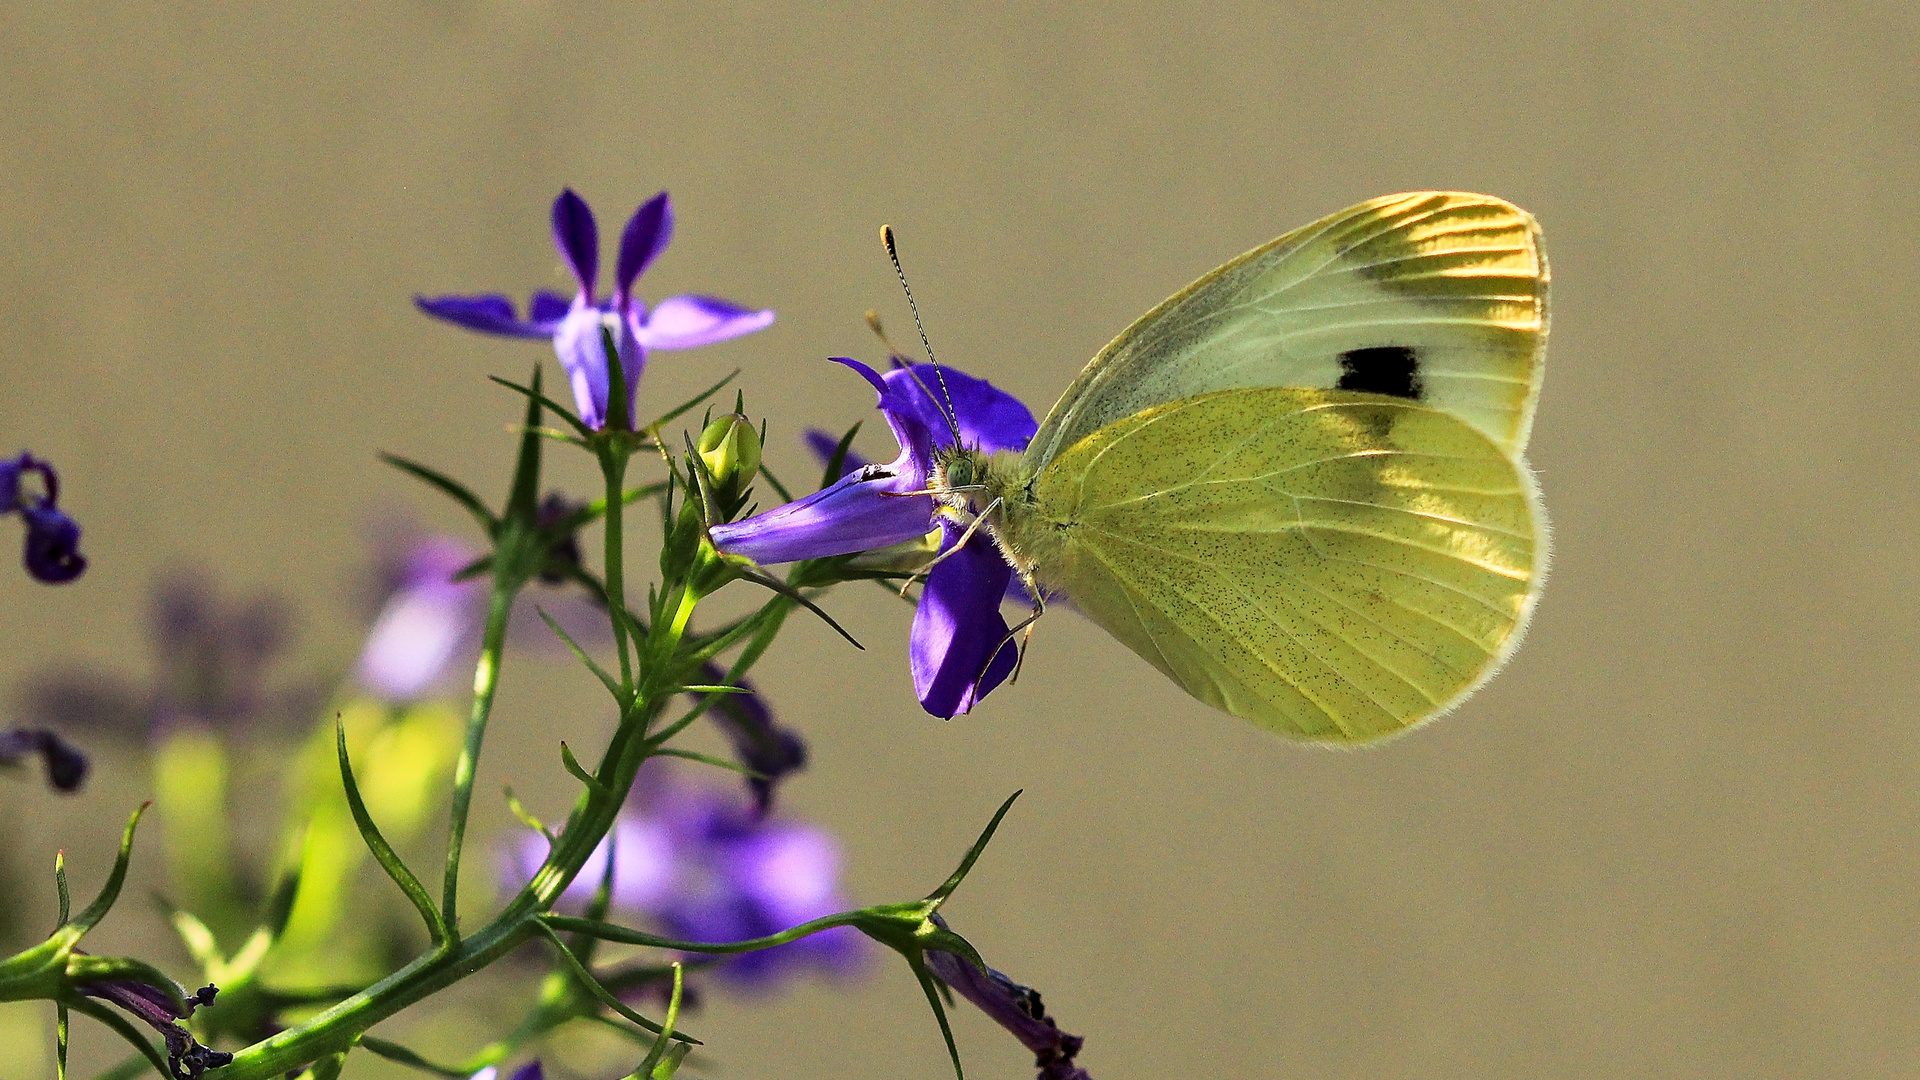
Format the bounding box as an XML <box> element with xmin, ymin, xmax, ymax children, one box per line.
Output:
<box><xmin>1022</xmin><ymin>192</ymin><xmax>1548</xmax><ymax>469</ymax></box>
<box><xmin>1025</xmin><ymin>387</ymin><xmax>1543</xmax><ymax>743</ymax></box>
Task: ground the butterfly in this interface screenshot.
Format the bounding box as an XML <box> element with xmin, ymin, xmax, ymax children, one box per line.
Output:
<box><xmin>930</xmin><ymin>192</ymin><xmax>1548</xmax><ymax>743</ymax></box>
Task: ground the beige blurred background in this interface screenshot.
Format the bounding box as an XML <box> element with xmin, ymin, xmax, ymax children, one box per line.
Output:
<box><xmin>3</xmin><ymin>2</ymin><xmax>1918</xmax><ymax>1077</ymax></box>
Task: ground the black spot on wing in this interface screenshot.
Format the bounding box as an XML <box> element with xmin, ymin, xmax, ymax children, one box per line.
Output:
<box><xmin>1336</xmin><ymin>346</ymin><xmax>1424</xmax><ymax>400</ymax></box>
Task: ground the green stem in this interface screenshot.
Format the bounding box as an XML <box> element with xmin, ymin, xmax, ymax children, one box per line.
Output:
<box><xmin>603</xmin><ymin>452</ymin><xmax>634</xmax><ymax>689</ymax></box>
<box><xmin>440</xmin><ymin>568</ymin><xmax>518</xmax><ymax>934</ymax></box>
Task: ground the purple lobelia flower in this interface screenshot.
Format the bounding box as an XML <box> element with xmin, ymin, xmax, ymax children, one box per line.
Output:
<box><xmin>507</xmin><ymin>765</ymin><xmax>865</xmax><ymax>987</ymax></box>
<box><xmin>1</xmin><ymin>451</ymin><xmax>85</xmax><ymax>583</ymax></box>
<box><xmin>416</xmin><ymin>189</ymin><xmax>775</xmax><ymax>430</ymax></box>
<box><xmin>0</xmin><ymin>727</ymin><xmax>88</xmax><ymax>791</ymax></box>
<box><xmin>357</xmin><ymin>534</ymin><xmax>485</xmax><ymax>702</ymax></box>
<box><xmin>710</xmin><ymin>360</ymin><xmax>1037</xmax><ymax>717</ymax></box>
<box><xmin>692</xmin><ymin>662</ymin><xmax>807</xmax><ymax>818</ymax></box>
<box><xmin>925</xmin><ymin>917</ymin><xmax>1093</xmax><ymax>1080</ymax></box>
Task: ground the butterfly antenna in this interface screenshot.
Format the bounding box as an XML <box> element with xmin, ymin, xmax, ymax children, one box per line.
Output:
<box><xmin>881</xmin><ymin>225</ymin><xmax>964</xmax><ymax>444</ymax></box>
<box><xmin>864</xmin><ymin>310</ymin><xmax>915</xmax><ymax>366</ymax></box>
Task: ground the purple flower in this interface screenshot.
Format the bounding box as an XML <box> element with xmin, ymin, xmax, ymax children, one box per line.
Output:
<box><xmin>926</xmin><ymin>918</ymin><xmax>1093</xmax><ymax>1080</ymax></box>
<box><xmin>417</xmin><ymin>189</ymin><xmax>774</xmax><ymax>429</ymax></box>
<box><xmin>692</xmin><ymin>662</ymin><xmax>806</xmax><ymax>818</ymax></box>
<box><xmin>81</xmin><ymin>980</ymin><xmax>229</xmax><ymax>1078</ymax></box>
<box><xmin>13</xmin><ymin>573</ymin><xmax>309</xmax><ymax>743</ymax></box>
<box><xmin>710</xmin><ymin>360</ymin><xmax>1038</xmax><ymax>717</ymax></box>
<box><xmin>357</xmin><ymin>535</ymin><xmax>485</xmax><ymax>702</ymax></box>
<box><xmin>508</xmin><ymin>766</ymin><xmax>865</xmax><ymax>987</ymax></box>
<box><xmin>1</xmin><ymin>452</ymin><xmax>85</xmax><ymax>583</ymax></box>
<box><xmin>0</xmin><ymin>727</ymin><xmax>88</xmax><ymax>791</ymax></box>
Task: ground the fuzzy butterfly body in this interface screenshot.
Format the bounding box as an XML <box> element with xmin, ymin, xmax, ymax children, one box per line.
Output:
<box><xmin>940</xmin><ymin>192</ymin><xmax>1549</xmax><ymax>744</ymax></box>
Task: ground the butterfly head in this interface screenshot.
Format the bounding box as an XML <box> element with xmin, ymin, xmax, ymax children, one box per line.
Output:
<box><xmin>930</xmin><ymin>444</ymin><xmax>987</xmax><ymax>515</ymax></box>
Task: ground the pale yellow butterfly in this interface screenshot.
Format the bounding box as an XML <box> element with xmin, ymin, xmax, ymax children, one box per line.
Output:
<box><xmin>932</xmin><ymin>192</ymin><xmax>1548</xmax><ymax>743</ymax></box>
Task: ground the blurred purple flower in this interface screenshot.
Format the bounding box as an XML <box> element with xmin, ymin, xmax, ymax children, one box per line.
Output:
<box><xmin>416</xmin><ymin>189</ymin><xmax>775</xmax><ymax>430</ymax></box>
<box><xmin>926</xmin><ymin>918</ymin><xmax>1093</xmax><ymax>1080</ymax></box>
<box><xmin>711</xmin><ymin>360</ymin><xmax>1037</xmax><ymax>717</ymax></box>
<box><xmin>469</xmin><ymin>1064</ymin><xmax>543</xmax><ymax>1080</ymax></box>
<box><xmin>14</xmin><ymin>573</ymin><xmax>308</xmax><ymax>742</ymax></box>
<box><xmin>692</xmin><ymin>662</ymin><xmax>806</xmax><ymax>817</ymax></box>
<box><xmin>0</xmin><ymin>727</ymin><xmax>88</xmax><ymax>791</ymax></box>
<box><xmin>356</xmin><ymin>535</ymin><xmax>484</xmax><ymax>702</ymax></box>
<box><xmin>508</xmin><ymin>766</ymin><xmax>865</xmax><ymax>987</ymax></box>
<box><xmin>1</xmin><ymin>451</ymin><xmax>85</xmax><ymax>583</ymax></box>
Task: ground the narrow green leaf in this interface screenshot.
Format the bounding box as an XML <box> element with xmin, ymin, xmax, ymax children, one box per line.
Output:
<box><xmin>503</xmin><ymin>786</ymin><xmax>553</xmax><ymax>841</ymax></box>
<box><xmin>821</xmin><ymin>422</ymin><xmax>862</xmax><ymax>489</ymax></box>
<box><xmin>55</xmin><ymin>850</ymin><xmax>70</xmax><ymax>924</ymax></box>
<box><xmin>650</xmin><ymin>748</ymin><xmax>763</xmax><ymax>779</ymax></box>
<box><xmin>532</xmin><ymin>921</ymin><xmax>699</xmax><ymax>1044</ymax></box>
<box><xmin>734</xmin><ymin>568</ymin><xmax>863</xmax><ymax>650</ymax></box>
<box><xmin>491</xmin><ymin>375</ymin><xmax>593</xmax><ymax>438</ymax></box>
<box><xmin>559</xmin><ymin>741</ymin><xmax>608</xmax><ymax>798</ymax></box>
<box><xmin>667</xmin><ymin>684</ymin><xmax>752</xmax><ymax>696</ymax></box>
<box><xmin>72</xmin><ymin>804</ymin><xmax>149</xmax><ymax>933</ymax></box>
<box><xmin>927</xmin><ymin>790</ymin><xmax>1023</xmax><ymax>904</ymax></box>
<box><xmin>635</xmin><ymin>963</ymin><xmax>686</xmax><ymax>1077</ymax></box>
<box><xmin>378</xmin><ymin>454</ymin><xmax>498</xmax><ymax>533</ymax></box>
<box><xmin>450</xmin><ymin>554</ymin><xmax>494</xmax><ymax>582</ymax></box>
<box><xmin>602</xmin><ymin>326</ymin><xmax>632</xmax><ymax>432</ymax></box>
<box><xmin>909</xmin><ymin>952</ymin><xmax>967</xmax><ymax>1080</ymax></box>
<box><xmin>756</xmin><ymin>462</ymin><xmax>795</xmax><ymax>504</ymax></box>
<box><xmin>261</xmin><ymin>864</ymin><xmax>303</xmax><ymax>940</ymax></box>
<box><xmin>648</xmin><ymin>1043</ymin><xmax>691</xmax><ymax>1079</ymax></box>
<box><xmin>335</xmin><ymin>720</ymin><xmax>448</xmax><ymax>945</ymax></box>
<box><xmin>538</xmin><ymin>606</ymin><xmax>627</xmax><ymax>702</ymax></box>
<box><xmin>164</xmin><ymin>904</ymin><xmax>223</xmax><ymax>971</ymax></box>
<box><xmin>56</xmin><ymin>1000</ymin><xmax>69</xmax><ymax>1080</ymax></box>
<box><xmin>359</xmin><ymin>1036</ymin><xmax>468</xmax><ymax>1078</ymax></box>
<box><xmin>648</xmin><ymin>368</ymin><xmax>741</xmax><ymax>430</ymax></box>
<box><xmin>506</xmin><ymin>364</ymin><xmax>547</xmax><ymax>520</ymax></box>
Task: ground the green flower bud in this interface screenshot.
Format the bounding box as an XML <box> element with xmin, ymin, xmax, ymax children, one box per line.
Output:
<box><xmin>697</xmin><ymin>413</ymin><xmax>762</xmax><ymax>493</ymax></box>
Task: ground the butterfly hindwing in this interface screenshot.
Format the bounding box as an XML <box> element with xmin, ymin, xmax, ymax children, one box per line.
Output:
<box><xmin>1017</xmin><ymin>387</ymin><xmax>1544</xmax><ymax>743</ymax></box>
<box><xmin>1023</xmin><ymin>192</ymin><xmax>1548</xmax><ymax>468</ymax></box>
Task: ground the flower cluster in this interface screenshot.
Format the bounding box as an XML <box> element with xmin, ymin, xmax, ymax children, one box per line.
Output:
<box><xmin>508</xmin><ymin>765</ymin><xmax>865</xmax><ymax>987</ymax></box>
<box><xmin>711</xmin><ymin>359</ymin><xmax>1038</xmax><ymax>717</ymax></box>
<box><xmin>417</xmin><ymin>189</ymin><xmax>774</xmax><ymax>429</ymax></box>
<box><xmin>1</xmin><ymin>451</ymin><xmax>85</xmax><ymax>583</ymax></box>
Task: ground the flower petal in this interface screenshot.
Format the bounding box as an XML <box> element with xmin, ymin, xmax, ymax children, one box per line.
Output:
<box><xmin>709</xmin><ymin>463</ymin><xmax>934</xmax><ymax>564</ymax></box>
<box><xmin>615</xmin><ymin>191</ymin><xmax>674</xmax><ymax>299</ymax></box>
<box><xmin>911</xmin><ymin>522</ymin><xmax>1017</xmax><ymax>717</ymax></box>
<box><xmin>20</xmin><ymin>501</ymin><xmax>85</xmax><ymax>584</ymax></box>
<box><xmin>552</xmin><ymin>301</ymin><xmax>615</xmax><ymax>429</ymax></box>
<box><xmin>925</xmin><ymin>921</ymin><xmax>1091</xmax><ymax>1079</ymax></box>
<box><xmin>883</xmin><ymin>362</ymin><xmax>1037</xmax><ymax>454</ymax></box>
<box><xmin>413</xmin><ymin>294</ymin><xmax>559</xmax><ymax>338</ymax></box>
<box><xmin>693</xmin><ymin>662</ymin><xmax>807</xmax><ymax>817</ymax></box>
<box><xmin>528</xmin><ymin>290</ymin><xmax>573</xmax><ymax>324</ymax></box>
<box><xmin>550</xmin><ymin>189</ymin><xmax>599</xmax><ymax>297</ymax></box>
<box><xmin>639</xmin><ymin>295</ymin><xmax>776</xmax><ymax>350</ymax></box>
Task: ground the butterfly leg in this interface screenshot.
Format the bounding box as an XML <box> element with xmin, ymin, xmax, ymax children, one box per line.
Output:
<box><xmin>897</xmin><ymin>496</ymin><xmax>1003</xmax><ymax>598</ymax></box>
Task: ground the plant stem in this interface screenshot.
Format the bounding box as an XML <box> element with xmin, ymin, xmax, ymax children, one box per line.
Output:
<box><xmin>602</xmin><ymin>452</ymin><xmax>634</xmax><ymax>690</ymax></box>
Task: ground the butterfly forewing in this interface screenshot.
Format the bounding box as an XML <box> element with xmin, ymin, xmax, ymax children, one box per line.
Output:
<box><xmin>1021</xmin><ymin>387</ymin><xmax>1543</xmax><ymax>743</ymax></box>
<box><xmin>1023</xmin><ymin>192</ymin><xmax>1547</xmax><ymax>468</ymax></box>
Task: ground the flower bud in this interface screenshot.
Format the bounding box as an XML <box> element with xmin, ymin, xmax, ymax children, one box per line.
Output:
<box><xmin>697</xmin><ymin>414</ymin><xmax>762</xmax><ymax>497</ymax></box>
